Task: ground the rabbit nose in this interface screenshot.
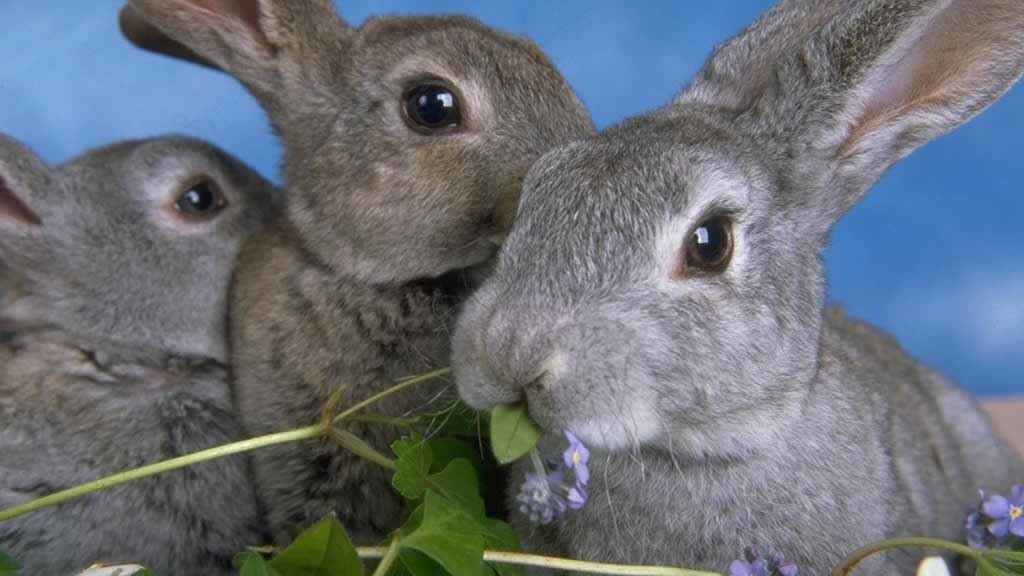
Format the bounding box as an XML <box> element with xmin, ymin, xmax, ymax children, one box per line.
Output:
<box><xmin>524</xmin><ymin>352</ymin><xmax>565</xmax><ymax>394</ymax></box>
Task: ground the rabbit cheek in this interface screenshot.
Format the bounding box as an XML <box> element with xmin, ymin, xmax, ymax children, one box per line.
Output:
<box><xmin>410</xmin><ymin>144</ymin><xmax>500</xmax><ymax>265</ymax></box>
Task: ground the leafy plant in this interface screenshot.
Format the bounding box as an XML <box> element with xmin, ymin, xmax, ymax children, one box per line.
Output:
<box><xmin>488</xmin><ymin>405</ymin><xmax>542</xmax><ymax>465</ymax></box>
<box><xmin>0</xmin><ymin>369</ymin><xmax>764</xmax><ymax>575</ymax></box>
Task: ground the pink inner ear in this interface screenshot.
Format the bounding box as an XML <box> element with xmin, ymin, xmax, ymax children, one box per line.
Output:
<box><xmin>840</xmin><ymin>0</ymin><xmax>1022</xmax><ymax>159</ymax></box>
<box><xmin>0</xmin><ymin>176</ymin><xmax>41</xmax><ymax>226</ymax></box>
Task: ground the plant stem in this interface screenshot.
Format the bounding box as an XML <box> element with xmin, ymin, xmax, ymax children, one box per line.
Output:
<box><xmin>483</xmin><ymin>551</ymin><xmax>720</xmax><ymax>576</ymax></box>
<box><xmin>371</xmin><ymin>536</ymin><xmax>402</xmax><ymax>576</ymax></box>
<box><xmin>333</xmin><ymin>368</ymin><xmax>451</xmax><ymax>424</ymax></box>
<box><xmin>355</xmin><ymin>547</ymin><xmax>719</xmax><ymax>576</ymax></box>
<box><xmin>0</xmin><ymin>424</ymin><xmax>322</xmax><ymax>522</ymax></box>
<box><xmin>326</xmin><ymin>426</ymin><xmax>396</xmax><ymax>470</ymax></box>
<box><xmin>832</xmin><ymin>537</ymin><xmax>990</xmax><ymax>576</ymax></box>
<box><xmin>345</xmin><ymin>414</ymin><xmax>420</xmax><ymax>428</ymax></box>
<box><xmin>0</xmin><ymin>369</ymin><xmax>451</xmax><ymax>524</ymax></box>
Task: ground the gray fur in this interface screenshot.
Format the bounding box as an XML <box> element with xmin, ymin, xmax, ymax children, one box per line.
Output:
<box><xmin>453</xmin><ymin>1</ymin><xmax>1024</xmax><ymax>574</ymax></box>
<box><xmin>0</xmin><ymin>134</ymin><xmax>281</xmax><ymax>575</ymax></box>
<box><xmin>122</xmin><ymin>0</ymin><xmax>594</xmax><ymax>544</ymax></box>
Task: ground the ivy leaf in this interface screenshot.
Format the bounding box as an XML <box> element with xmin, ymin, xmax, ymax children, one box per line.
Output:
<box><xmin>427</xmin><ymin>458</ymin><xmax>485</xmax><ymax>519</ymax></box>
<box><xmin>392</xmin><ymin>435</ymin><xmax>434</xmax><ymax>501</ymax></box>
<box><xmin>400</xmin><ymin>502</ymin><xmax>425</xmax><ymax>537</ymax></box>
<box><xmin>0</xmin><ymin>550</ymin><xmax>19</xmax><ymax>576</ymax></box>
<box><xmin>398</xmin><ymin>548</ymin><xmax>440</xmax><ymax>576</ymax></box>
<box><xmin>481</xmin><ymin>518</ymin><xmax>519</xmax><ymax>551</ymax></box>
<box><xmin>426</xmin><ymin>437</ymin><xmax>482</xmax><ymax>474</ymax></box>
<box><xmin>481</xmin><ymin>518</ymin><xmax>524</xmax><ymax>576</ymax></box>
<box><xmin>268</xmin><ymin>516</ymin><xmax>363</xmax><ymax>576</ymax></box>
<box><xmin>235</xmin><ymin>551</ymin><xmax>283</xmax><ymax>576</ymax></box>
<box><xmin>489</xmin><ymin>405</ymin><xmax>542</xmax><ymax>465</ymax></box>
<box><xmin>400</xmin><ymin>491</ymin><xmax>485</xmax><ymax>576</ymax></box>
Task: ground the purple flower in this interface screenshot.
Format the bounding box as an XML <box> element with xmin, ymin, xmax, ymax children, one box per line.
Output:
<box><xmin>983</xmin><ymin>484</ymin><xmax>1024</xmax><ymax>539</ymax></box>
<box><xmin>966</xmin><ymin>509</ymin><xmax>988</xmax><ymax>549</ymax></box>
<box><xmin>515</xmin><ymin>470</ymin><xmax>568</xmax><ymax>525</ymax></box>
<box><xmin>566</xmin><ymin>484</ymin><xmax>587</xmax><ymax>510</ymax></box>
<box><xmin>729</xmin><ymin>558</ymin><xmax>767</xmax><ymax>576</ymax></box>
<box><xmin>966</xmin><ymin>490</ymin><xmax>990</xmax><ymax>549</ymax></box>
<box><xmin>563</xmin><ymin>430</ymin><xmax>590</xmax><ymax>486</ymax></box>
<box><xmin>729</xmin><ymin>549</ymin><xmax>798</xmax><ymax>576</ymax></box>
<box><xmin>517</xmin><ymin>432</ymin><xmax>593</xmax><ymax>524</ymax></box>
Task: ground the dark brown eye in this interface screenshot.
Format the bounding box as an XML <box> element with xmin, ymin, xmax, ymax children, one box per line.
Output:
<box><xmin>174</xmin><ymin>178</ymin><xmax>226</xmax><ymax>219</ymax></box>
<box><xmin>682</xmin><ymin>215</ymin><xmax>733</xmax><ymax>276</ymax></box>
<box><xmin>403</xmin><ymin>84</ymin><xmax>461</xmax><ymax>133</ymax></box>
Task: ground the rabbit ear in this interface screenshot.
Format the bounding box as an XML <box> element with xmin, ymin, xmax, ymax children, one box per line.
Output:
<box><xmin>119</xmin><ymin>4</ymin><xmax>220</xmax><ymax>71</ymax></box>
<box><xmin>0</xmin><ymin>137</ymin><xmax>45</xmax><ymax>228</ymax></box>
<box><xmin>681</xmin><ymin>0</ymin><xmax>1024</xmax><ymax>224</ymax></box>
<box><xmin>677</xmin><ymin>0</ymin><xmax>846</xmax><ymax>112</ymax></box>
<box><xmin>807</xmin><ymin>0</ymin><xmax>1024</xmax><ymax>219</ymax></box>
<box><xmin>123</xmin><ymin>0</ymin><xmax>350</xmax><ymax>98</ymax></box>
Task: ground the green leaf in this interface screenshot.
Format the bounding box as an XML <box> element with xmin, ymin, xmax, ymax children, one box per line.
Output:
<box><xmin>268</xmin><ymin>516</ymin><xmax>364</xmax><ymax>576</ymax></box>
<box><xmin>481</xmin><ymin>518</ymin><xmax>519</xmax><ymax>551</ymax></box>
<box><xmin>392</xmin><ymin>435</ymin><xmax>434</xmax><ymax>501</ymax></box>
<box><xmin>0</xmin><ymin>550</ymin><xmax>20</xmax><ymax>576</ymax></box>
<box><xmin>427</xmin><ymin>458</ymin><xmax>485</xmax><ymax>519</ymax></box>
<box><xmin>400</xmin><ymin>503</ymin><xmax>425</xmax><ymax>537</ymax></box>
<box><xmin>398</xmin><ymin>548</ymin><xmax>440</xmax><ymax>576</ymax></box>
<box><xmin>489</xmin><ymin>405</ymin><xmax>542</xmax><ymax>465</ymax></box>
<box><xmin>481</xmin><ymin>519</ymin><xmax>524</xmax><ymax>576</ymax></box>
<box><xmin>425</xmin><ymin>437</ymin><xmax>482</xmax><ymax>474</ymax></box>
<box><xmin>400</xmin><ymin>491</ymin><xmax>485</xmax><ymax>576</ymax></box>
<box><xmin>235</xmin><ymin>551</ymin><xmax>284</xmax><ymax>576</ymax></box>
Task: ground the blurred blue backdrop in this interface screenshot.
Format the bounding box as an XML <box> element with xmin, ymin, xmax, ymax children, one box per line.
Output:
<box><xmin>1</xmin><ymin>2</ymin><xmax>1021</xmax><ymax>396</ymax></box>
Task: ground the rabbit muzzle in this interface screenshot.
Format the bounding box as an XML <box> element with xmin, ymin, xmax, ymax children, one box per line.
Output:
<box><xmin>455</xmin><ymin>289</ymin><xmax>665</xmax><ymax>451</ymax></box>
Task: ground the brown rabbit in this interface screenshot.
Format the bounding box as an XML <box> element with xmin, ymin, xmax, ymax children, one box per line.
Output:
<box><xmin>121</xmin><ymin>0</ymin><xmax>594</xmax><ymax>545</ymax></box>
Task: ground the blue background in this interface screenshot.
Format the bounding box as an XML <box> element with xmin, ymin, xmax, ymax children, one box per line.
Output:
<box><xmin>1</xmin><ymin>2</ymin><xmax>1021</xmax><ymax>397</ymax></box>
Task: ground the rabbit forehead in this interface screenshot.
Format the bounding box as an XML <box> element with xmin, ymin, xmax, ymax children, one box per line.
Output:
<box><xmin>514</xmin><ymin>119</ymin><xmax>756</xmax><ymax>266</ymax></box>
<box><xmin>362</xmin><ymin>17</ymin><xmax>589</xmax><ymax>138</ymax></box>
<box><xmin>59</xmin><ymin>138</ymin><xmax>266</xmax><ymax>231</ymax></box>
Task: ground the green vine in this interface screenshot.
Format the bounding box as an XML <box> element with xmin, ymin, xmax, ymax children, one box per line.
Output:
<box><xmin>833</xmin><ymin>537</ymin><xmax>1024</xmax><ymax>576</ymax></box>
<box><xmin>1</xmin><ymin>366</ymin><xmax>1017</xmax><ymax>576</ymax></box>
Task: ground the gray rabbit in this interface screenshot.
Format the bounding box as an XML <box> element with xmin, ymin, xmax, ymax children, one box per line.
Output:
<box><xmin>120</xmin><ymin>0</ymin><xmax>595</xmax><ymax>545</ymax></box>
<box><xmin>0</xmin><ymin>135</ymin><xmax>280</xmax><ymax>575</ymax></box>
<box><xmin>452</xmin><ymin>0</ymin><xmax>1024</xmax><ymax>574</ymax></box>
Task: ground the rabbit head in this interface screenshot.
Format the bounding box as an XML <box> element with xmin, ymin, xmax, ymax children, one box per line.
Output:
<box><xmin>454</xmin><ymin>0</ymin><xmax>1024</xmax><ymax>457</ymax></box>
<box><xmin>120</xmin><ymin>0</ymin><xmax>594</xmax><ymax>284</ymax></box>
<box><xmin>0</xmin><ymin>134</ymin><xmax>280</xmax><ymax>363</ymax></box>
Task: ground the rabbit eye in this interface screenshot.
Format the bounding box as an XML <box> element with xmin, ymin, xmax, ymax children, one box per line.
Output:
<box><xmin>174</xmin><ymin>178</ymin><xmax>227</xmax><ymax>220</ymax></box>
<box><xmin>403</xmin><ymin>84</ymin><xmax>461</xmax><ymax>133</ymax></box>
<box><xmin>680</xmin><ymin>215</ymin><xmax>733</xmax><ymax>276</ymax></box>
